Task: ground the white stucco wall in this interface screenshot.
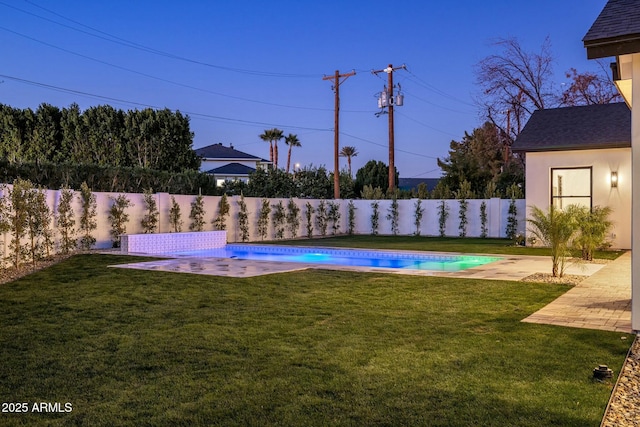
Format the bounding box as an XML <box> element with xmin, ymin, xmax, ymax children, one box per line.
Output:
<box><xmin>524</xmin><ymin>147</ymin><xmax>632</xmax><ymax>249</ymax></box>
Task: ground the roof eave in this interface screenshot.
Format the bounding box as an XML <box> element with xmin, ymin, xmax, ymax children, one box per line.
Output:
<box><xmin>513</xmin><ymin>142</ymin><xmax>631</xmax><ymax>153</ymax></box>
<box><xmin>585</xmin><ymin>36</ymin><xmax>640</xmax><ymax>59</ymax></box>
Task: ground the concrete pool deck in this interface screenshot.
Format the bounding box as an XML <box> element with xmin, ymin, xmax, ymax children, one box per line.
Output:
<box><xmin>112</xmin><ymin>250</ymin><xmax>632</xmax><ymax>333</ymax></box>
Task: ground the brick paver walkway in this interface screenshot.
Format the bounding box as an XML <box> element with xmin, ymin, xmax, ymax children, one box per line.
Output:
<box><xmin>522</xmin><ymin>251</ymin><xmax>632</xmax><ymax>333</ymax></box>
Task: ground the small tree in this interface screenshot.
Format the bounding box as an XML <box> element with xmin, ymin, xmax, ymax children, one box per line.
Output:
<box><xmin>237</xmin><ymin>194</ymin><xmax>250</xmax><ymax>242</ymax></box>
<box><xmin>527</xmin><ymin>205</ymin><xmax>579</xmax><ymax>277</ymax></box>
<box><xmin>454</xmin><ymin>180</ymin><xmax>473</xmax><ymax>238</ymax></box>
<box><xmin>169</xmin><ymin>196</ymin><xmax>183</xmax><ymax>232</ymax></box>
<box><xmin>108</xmin><ymin>194</ymin><xmax>133</xmax><ymax>248</ymax></box>
<box><xmin>272</xmin><ymin>201</ymin><xmax>286</xmax><ymax>239</ymax></box>
<box><xmin>480</xmin><ymin>201</ymin><xmax>488</xmax><ymax>238</ymax></box>
<box><xmin>6</xmin><ymin>179</ymin><xmax>32</xmax><ymax>267</ymax></box>
<box><xmin>27</xmin><ymin>187</ymin><xmax>54</xmax><ymax>262</ymax></box>
<box><xmin>286</xmin><ymin>199</ymin><xmax>300</xmax><ymax>238</ymax></box>
<box><xmin>438</xmin><ymin>200</ymin><xmax>449</xmax><ymax>237</ymax></box>
<box><xmin>141</xmin><ymin>189</ymin><xmax>159</xmax><ymax>234</ymax></box>
<box><xmin>570</xmin><ymin>205</ymin><xmax>614</xmax><ymax>261</ymax></box>
<box><xmin>212</xmin><ymin>194</ymin><xmax>231</xmax><ymax>231</ymax></box>
<box><xmin>316</xmin><ymin>200</ymin><xmax>328</xmax><ymax>237</ymax></box>
<box><xmin>386</xmin><ymin>195</ymin><xmax>399</xmax><ymax>235</ymax></box>
<box><xmin>347</xmin><ymin>200</ymin><xmax>357</xmax><ymax>235</ymax></box>
<box><xmin>257</xmin><ymin>198</ymin><xmax>271</xmax><ymax>241</ymax></box>
<box><xmin>413</xmin><ymin>199</ymin><xmax>424</xmax><ymax>236</ymax></box>
<box><xmin>327</xmin><ymin>201</ymin><xmax>341</xmax><ymax>235</ymax></box>
<box><xmin>78</xmin><ymin>182</ymin><xmax>97</xmax><ymax>251</ymax></box>
<box><xmin>57</xmin><ymin>187</ymin><xmax>77</xmax><ymax>254</ymax></box>
<box><xmin>305</xmin><ymin>202</ymin><xmax>315</xmax><ymax>238</ymax></box>
<box><xmin>370</xmin><ymin>201</ymin><xmax>380</xmax><ymax>235</ymax></box>
<box><xmin>189</xmin><ymin>194</ymin><xmax>205</xmax><ymax>232</ymax></box>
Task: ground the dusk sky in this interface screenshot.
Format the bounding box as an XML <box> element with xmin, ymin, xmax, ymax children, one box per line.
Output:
<box><xmin>1</xmin><ymin>0</ymin><xmax>610</xmax><ymax>178</ymax></box>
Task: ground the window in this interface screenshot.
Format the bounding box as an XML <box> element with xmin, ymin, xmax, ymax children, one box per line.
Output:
<box><xmin>551</xmin><ymin>167</ymin><xmax>592</xmax><ymax>210</ymax></box>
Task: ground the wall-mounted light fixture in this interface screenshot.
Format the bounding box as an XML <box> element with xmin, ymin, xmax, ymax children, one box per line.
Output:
<box><xmin>611</xmin><ymin>171</ymin><xmax>618</xmax><ymax>188</ymax></box>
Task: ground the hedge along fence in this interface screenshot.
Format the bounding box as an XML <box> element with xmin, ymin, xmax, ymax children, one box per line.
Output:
<box><xmin>0</xmin><ymin>184</ymin><xmax>526</xmax><ymax>260</ymax></box>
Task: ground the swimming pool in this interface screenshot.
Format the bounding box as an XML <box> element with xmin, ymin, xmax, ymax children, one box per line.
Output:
<box><xmin>165</xmin><ymin>244</ymin><xmax>500</xmax><ymax>272</ymax></box>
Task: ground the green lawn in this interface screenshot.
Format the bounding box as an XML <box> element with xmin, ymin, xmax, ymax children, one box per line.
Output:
<box><xmin>0</xmin><ymin>253</ymin><xmax>631</xmax><ymax>426</ymax></box>
<box><xmin>272</xmin><ymin>235</ymin><xmax>625</xmax><ymax>260</ymax></box>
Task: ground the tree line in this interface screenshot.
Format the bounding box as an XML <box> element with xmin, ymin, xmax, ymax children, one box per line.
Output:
<box><xmin>0</xmin><ymin>103</ymin><xmax>200</xmax><ymax>172</ymax></box>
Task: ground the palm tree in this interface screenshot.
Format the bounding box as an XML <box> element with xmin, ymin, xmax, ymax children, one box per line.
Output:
<box><xmin>339</xmin><ymin>145</ymin><xmax>359</xmax><ymax>177</ymax></box>
<box><xmin>259</xmin><ymin>130</ymin><xmax>274</xmax><ymax>164</ymax></box>
<box><xmin>259</xmin><ymin>128</ymin><xmax>284</xmax><ymax>168</ymax></box>
<box><xmin>284</xmin><ymin>133</ymin><xmax>301</xmax><ymax>173</ymax></box>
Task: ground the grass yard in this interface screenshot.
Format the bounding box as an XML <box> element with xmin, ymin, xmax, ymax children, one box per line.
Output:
<box><xmin>273</xmin><ymin>235</ymin><xmax>624</xmax><ymax>260</ymax></box>
<box><xmin>0</xmin><ymin>253</ymin><xmax>632</xmax><ymax>426</ymax></box>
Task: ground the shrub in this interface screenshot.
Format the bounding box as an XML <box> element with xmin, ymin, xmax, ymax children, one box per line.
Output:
<box><xmin>305</xmin><ymin>202</ymin><xmax>315</xmax><ymax>238</ymax></box>
<box><xmin>386</xmin><ymin>196</ymin><xmax>399</xmax><ymax>235</ymax></box>
<box><xmin>272</xmin><ymin>201</ymin><xmax>286</xmax><ymax>240</ymax></box>
<box><xmin>257</xmin><ymin>198</ymin><xmax>271</xmax><ymax>241</ymax></box>
<box><xmin>57</xmin><ymin>187</ymin><xmax>77</xmax><ymax>254</ymax></box>
<box><xmin>370</xmin><ymin>201</ymin><xmax>380</xmax><ymax>235</ymax></box>
<box><xmin>438</xmin><ymin>200</ymin><xmax>449</xmax><ymax>237</ymax></box>
<box><xmin>569</xmin><ymin>205</ymin><xmax>614</xmax><ymax>261</ymax></box>
<box><xmin>347</xmin><ymin>200</ymin><xmax>356</xmax><ymax>235</ymax></box>
<box><xmin>527</xmin><ymin>205</ymin><xmax>579</xmax><ymax>277</ymax></box>
<box><xmin>189</xmin><ymin>194</ymin><xmax>205</xmax><ymax>232</ymax></box>
<box><xmin>169</xmin><ymin>196</ymin><xmax>183</xmax><ymax>232</ymax></box>
<box><xmin>316</xmin><ymin>200</ymin><xmax>328</xmax><ymax>237</ymax></box>
<box><xmin>78</xmin><ymin>182</ymin><xmax>97</xmax><ymax>251</ymax></box>
<box><xmin>480</xmin><ymin>201</ymin><xmax>488</xmax><ymax>239</ymax></box>
<box><xmin>108</xmin><ymin>194</ymin><xmax>134</xmax><ymax>248</ymax></box>
<box><xmin>212</xmin><ymin>194</ymin><xmax>230</xmax><ymax>231</ymax></box>
<box><xmin>413</xmin><ymin>199</ymin><xmax>424</xmax><ymax>236</ymax></box>
<box><xmin>141</xmin><ymin>189</ymin><xmax>159</xmax><ymax>234</ymax></box>
<box><xmin>327</xmin><ymin>201</ymin><xmax>341</xmax><ymax>235</ymax></box>
<box><xmin>286</xmin><ymin>199</ymin><xmax>301</xmax><ymax>239</ymax></box>
<box><xmin>237</xmin><ymin>195</ymin><xmax>250</xmax><ymax>242</ymax></box>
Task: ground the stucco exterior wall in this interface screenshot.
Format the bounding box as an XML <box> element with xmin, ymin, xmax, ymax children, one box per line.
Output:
<box><xmin>525</xmin><ymin>147</ymin><xmax>631</xmax><ymax>249</ymax></box>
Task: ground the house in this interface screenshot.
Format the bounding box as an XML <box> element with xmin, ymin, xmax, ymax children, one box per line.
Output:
<box><xmin>512</xmin><ymin>102</ymin><xmax>631</xmax><ymax>249</ymax></box>
<box><xmin>583</xmin><ymin>0</ymin><xmax>640</xmax><ymax>330</ymax></box>
<box><xmin>194</xmin><ymin>143</ymin><xmax>271</xmax><ymax>187</ymax></box>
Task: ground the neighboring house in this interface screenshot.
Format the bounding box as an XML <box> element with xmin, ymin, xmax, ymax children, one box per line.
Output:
<box><xmin>512</xmin><ymin>102</ymin><xmax>631</xmax><ymax>249</ymax></box>
<box><xmin>194</xmin><ymin>143</ymin><xmax>271</xmax><ymax>187</ymax></box>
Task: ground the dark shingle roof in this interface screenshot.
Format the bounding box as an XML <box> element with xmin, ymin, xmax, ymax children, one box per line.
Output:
<box><xmin>195</xmin><ymin>143</ymin><xmax>265</xmax><ymax>161</ymax></box>
<box><xmin>512</xmin><ymin>103</ymin><xmax>630</xmax><ymax>153</ymax></box>
<box><xmin>205</xmin><ymin>163</ymin><xmax>256</xmax><ymax>175</ymax></box>
<box><xmin>583</xmin><ymin>0</ymin><xmax>640</xmax><ymax>59</ymax></box>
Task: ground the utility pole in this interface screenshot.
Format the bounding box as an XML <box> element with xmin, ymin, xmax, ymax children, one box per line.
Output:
<box><xmin>372</xmin><ymin>64</ymin><xmax>405</xmax><ymax>191</ymax></box>
<box><xmin>323</xmin><ymin>69</ymin><xmax>355</xmax><ymax>199</ymax></box>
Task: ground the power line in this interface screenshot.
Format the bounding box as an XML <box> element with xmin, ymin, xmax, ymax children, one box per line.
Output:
<box><xmin>339</xmin><ymin>132</ymin><xmax>439</xmax><ymax>160</ymax></box>
<box><xmin>404</xmin><ymin>67</ymin><xmax>476</xmax><ymax>108</ymax></box>
<box><xmin>0</xmin><ymin>73</ymin><xmax>333</xmax><ymax>132</ymax></box>
<box><xmin>6</xmin><ymin>0</ymin><xmax>317</xmax><ymax>78</ymax></box>
<box><xmin>0</xmin><ymin>25</ymin><xmax>342</xmax><ymax>112</ymax></box>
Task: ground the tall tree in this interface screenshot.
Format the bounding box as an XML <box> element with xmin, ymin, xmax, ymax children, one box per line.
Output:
<box><xmin>31</xmin><ymin>103</ymin><xmax>62</xmax><ymax>164</ymax></box>
<box><xmin>437</xmin><ymin>122</ymin><xmax>523</xmax><ymax>197</ymax></box>
<box><xmin>284</xmin><ymin>133</ymin><xmax>301</xmax><ymax>173</ymax></box>
<box><xmin>475</xmin><ymin>37</ymin><xmax>557</xmax><ymax>140</ymax></box>
<box><xmin>354</xmin><ymin>160</ymin><xmax>398</xmax><ymax>196</ymax></box>
<box><xmin>339</xmin><ymin>145</ymin><xmax>359</xmax><ymax>177</ymax></box>
<box><xmin>259</xmin><ymin>128</ymin><xmax>283</xmax><ymax>167</ymax></box>
<box><xmin>560</xmin><ymin>66</ymin><xmax>622</xmax><ymax>106</ymax></box>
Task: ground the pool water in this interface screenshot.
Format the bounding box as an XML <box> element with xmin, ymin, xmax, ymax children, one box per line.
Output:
<box><xmin>166</xmin><ymin>244</ymin><xmax>500</xmax><ymax>272</ymax></box>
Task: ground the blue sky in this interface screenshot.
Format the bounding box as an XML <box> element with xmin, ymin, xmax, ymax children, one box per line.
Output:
<box><xmin>1</xmin><ymin>0</ymin><xmax>610</xmax><ymax>178</ymax></box>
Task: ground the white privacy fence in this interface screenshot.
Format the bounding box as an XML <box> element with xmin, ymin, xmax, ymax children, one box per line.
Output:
<box><xmin>0</xmin><ymin>187</ymin><xmax>526</xmax><ymax>256</ymax></box>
